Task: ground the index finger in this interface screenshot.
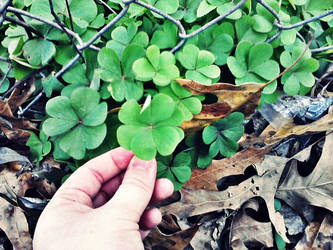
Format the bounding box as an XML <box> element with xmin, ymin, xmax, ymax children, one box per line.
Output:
<box><xmin>54</xmin><ymin>147</ymin><xmax>134</xmax><ymax>207</ymax></box>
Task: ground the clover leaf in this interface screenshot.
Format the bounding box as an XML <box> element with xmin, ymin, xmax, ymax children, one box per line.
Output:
<box><xmin>187</xmin><ymin>23</ymin><xmax>234</xmax><ymax>65</ymax></box>
<box><xmin>203</xmin><ymin>112</ymin><xmax>244</xmax><ymax>158</ymax></box>
<box><xmin>159</xmin><ymin>81</ymin><xmax>202</xmax><ymax>121</ymax></box>
<box><xmin>42</xmin><ymin>87</ymin><xmax>107</xmax><ymax>160</ymax></box>
<box><xmin>177</xmin><ymin>44</ymin><xmax>220</xmax><ymax>84</ymax></box>
<box><xmin>133</xmin><ymin>45</ymin><xmax>180</xmax><ymax>87</ymax></box>
<box><xmin>26</xmin><ymin>131</ymin><xmax>52</xmax><ymax>165</ymax></box>
<box><xmin>228</xmin><ymin>41</ymin><xmax>280</xmax><ymax>84</ymax></box>
<box><xmin>151</xmin><ymin>21</ymin><xmax>178</xmax><ymax>49</ymax></box>
<box><xmin>280</xmin><ymin>46</ymin><xmax>319</xmax><ymax>95</ymax></box>
<box><xmin>106</xmin><ymin>23</ymin><xmax>149</xmax><ymax>58</ymax></box>
<box><xmin>117</xmin><ymin>93</ymin><xmax>185</xmax><ymax>160</ymax></box>
<box><xmin>185</xmin><ymin>132</ymin><xmax>212</xmax><ymax>169</ymax></box>
<box><xmin>235</xmin><ymin>16</ymin><xmax>267</xmax><ymax>43</ymax></box>
<box><xmin>157</xmin><ymin>152</ymin><xmax>192</xmax><ymax>191</ymax></box>
<box><xmin>98</xmin><ymin>45</ymin><xmax>145</xmax><ymax>102</ymax></box>
<box><xmin>22</xmin><ymin>39</ymin><xmax>56</xmax><ymax>67</ymax></box>
<box><xmin>174</xmin><ymin>0</ymin><xmax>202</xmax><ymax>23</ymax></box>
<box><xmin>253</xmin><ymin>0</ymin><xmax>279</xmax><ymax>33</ymax></box>
<box><xmin>197</xmin><ymin>0</ymin><xmax>242</xmax><ymax>20</ymax></box>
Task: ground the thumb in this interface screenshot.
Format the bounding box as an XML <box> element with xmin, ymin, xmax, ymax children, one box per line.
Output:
<box><xmin>106</xmin><ymin>157</ymin><xmax>157</xmax><ymax>222</ymax></box>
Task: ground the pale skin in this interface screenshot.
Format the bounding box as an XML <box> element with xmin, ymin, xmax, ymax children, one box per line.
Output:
<box><xmin>33</xmin><ymin>147</ymin><xmax>174</xmax><ymax>250</ymax></box>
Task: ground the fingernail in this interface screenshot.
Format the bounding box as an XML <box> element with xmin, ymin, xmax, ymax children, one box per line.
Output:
<box><xmin>132</xmin><ymin>158</ymin><xmax>155</xmax><ymax>170</ymax></box>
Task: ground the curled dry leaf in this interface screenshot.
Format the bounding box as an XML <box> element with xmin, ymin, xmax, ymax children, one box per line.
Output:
<box><xmin>160</xmin><ymin>155</ymin><xmax>290</xmax><ymax>242</ymax></box>
<box><xmin>310</xmin><ymin>215</ymin><xmax>333</xmax><ymax>250</ymax></box>
<box><xmin>144</xmin><ymin>224</ymin><xmax>199</xmax><ymax>250</ymax></box>
<box><xmin>276</xmin><ymin>132</ymin><xmax>333</xmax><ymax>213</ymax></box>
<box><xmin>176</xmin><ymin>79</ymin><xmax>265</xmax><ymax>134</ymax></box>
<box><xmin>0</xmin><ymin>201</ymin><xmax>32</xmax><ymax>250</ymax></box>
<box><xmin>264</xmin><ymin>106</ymin><xmax>333</xmax><ymax>144</ymax></box>
<box><xmin>0</xmin><ymin>81</ymin><xmax>37</xmax><ymax>145</ymax></box>
<box><xmin>183</xmin><ymin>146</ymin><xmax>273</xmax><ymax>191</ymax></box>
<box><xmin>230</xmin><ymin>199</ymin><xmax>273</xmax><ymax>249</ymax></box>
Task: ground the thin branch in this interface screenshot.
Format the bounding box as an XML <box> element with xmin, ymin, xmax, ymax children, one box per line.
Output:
<box><xmin>13</xmin><ymin>12</ymin><xmax>33</xmax><ymax>39</ymax></box>
<box><xmin>95</xmin><ymin>0</ymin><xmax>117</xmax><ymax>14</ymax></box>
<box><xmin>5</xmin><ymin>16</ymin><xmax>43</xmax><ymax>37</ymax></box>
<box><xmin>311</xmin><ymin>45</ymin><xmax>333</xmax><ymax>53</ymax></box>
<box><xmin>18</xmin><ymin>90</ymin><xmax>44</xmax><ymax>117</ymax></box>
<box><xmin>0</xmin><ymin>64</ymin><xmax>12</xmax><ymax>90</ymax></box>
<box><xmin>48</xmin><ymin>0</ymin><xmax>83</xmax><ymax>59</ymax></box>
<box><xmin>65</xmin><ymin>0</ymin><xmax>74</xmax><ymax>31</ymax></box>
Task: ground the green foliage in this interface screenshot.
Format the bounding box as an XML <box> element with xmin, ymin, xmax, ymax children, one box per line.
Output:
<box><xmin>157</xmin><ymin>152</ymin><xmax>192</xmax><ymax>191</ymax></box>
<box><xmin>280</xmin><ymin>46</ymin><xmax>319</xmax><ymax>95</ymax></box>
<box><xmin>177</xmin><ymin>44</ymin><xmax>220</xmax><ymax>84</ymax></box>
<box><xmin>117</xmin><ymin>94</ymin><xmax>184</xmax><ymax>160</ymax></box>
<box><xmin>133</xmin><ymin>45</ymin><xmax>179</xmax><ymax>86</ymax></box>
<box><xmin>203</xmin><ymin>112</ymin><xmax>245</xmax><ymax>158</ymax></box>
<box><xmin>42</xmin><ymin>87</ymin><xmax>107</xmax><ymax>160</ymax></box>
<box><xmin>26</xmin><ymin>131</ymin><xmax>52</xmax><ymax>165</ymax></box>
<box><xmin>1</xmin><ymin>0</ymin><xmax>329</xmax><ymax>188</ymax></box>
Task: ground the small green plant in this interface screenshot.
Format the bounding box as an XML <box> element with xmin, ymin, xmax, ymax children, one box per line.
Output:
<box><xmin>26</xmin><ymin>131</ymin><xmax>52</xmax><ymax>165</ymax></box>
<box><xmin>157</xmin><ymin>152</ymin><xmax>192</xmax><ymax>191</ymax></box>
<box><xmin>117</xmin><ymin>93</ymin><xmax>185</xmax><ymax>160</ymax></box>
<box><xmin>42</xmin><ymin>87</ymin><xmax>107</xmax><ymax>160</ymax></box>
<box><xmin>203</xmin><ymin>112</ymin><xmax>245</xmax><ymax>158</ymax></box>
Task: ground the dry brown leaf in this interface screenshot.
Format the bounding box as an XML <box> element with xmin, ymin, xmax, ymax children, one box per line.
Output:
<box><xmin>144</xmin><ymin>224</ymin><xmax>199</xmax><ymax>250</ymax></box>
<box><xmin>295</xmin><ymin>221</ymin><xmax>321</xmax><ymax>250</ymax></box>
<box><xmin>160</xmin><ymin>155</ymin><xmax>290</xmax><ymax>242</ymax></box>
<box><xmin>0</xmin><ymin>200</ymin><xmax>32</xmax><ymax>250</ymax></box>
<box><xmin>264</xmin><ymin>106</ymin><xmax>333</xmax><ymax>144</ymax></box>
<box><xmin>276</xmin><ymin>132</ymin><xmax>333</xmax><ymax>213</ymax></box>
<box><xmin>230</xmin><ymin>199</ymin><xmax>273</xmax><ymax>249</ymax></box>
<box><xmin>176</xmin><ymin>79</ymin><xmax>265</xmax><ymax>133</ymax></box>
<box><xmin>183</xmin><ymin>146</ymin><xmax>273</xmax><ymax>191</ymax></box>
<box><xmin>311</xmin><ymin>215</ymin><xmax>333</xmax><ymax>250</ymax></box>
<box><xmin>7</xmin><ymin>80</ymin><xmax>36</xmax><ymax>111</ymax></box>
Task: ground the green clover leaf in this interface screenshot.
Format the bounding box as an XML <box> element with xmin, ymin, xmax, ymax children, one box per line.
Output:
<box><xmin>280</xmin><ymin>46</ymin><xmax>319</xmax><ymax>95</ymax></box>
<box><xmin>22</xmin><ymin>39</ymin><xmax>56</xmax><ymax>67</ymax></box>
<box><xmin>159</xmin><ymin>81</ymin><xmax>202</xmax><ymax>122</ymax></box>
<box><xmin>98</xmin><ymin>45</ymin><xmax>145</xmax><ymax>102</ymax></box>
<box><xmin>151</xmin><ymin>21</ymin><xmax>178</xmax><ymax>49</ymax></box>
<box><xmin>106</xmin><ymin>23</ymin><xmax>149</xmax><ymax>58</ymax></box>
<box><xmin>253</xmin><ymin>0</ymin><xmax>279</xmax><ymax>33</ymax></box>
<box><xmin>117</xmin><ymin>93</ymin><xmax>185</xmax><ymax>160</ymax></box>
<box><xmin>235</xmin><ymin>16</ymin><xmax>267</xmax><ymax>43</ymax></box>
<box><xmin>203</xmin><ymin>112</ymin><xmax>244</xmax><ymax>158</ymax></box>
<box><xmin>177</xmin><ymin>44</ymin><xmax>221</xmax><ymax>84</ymax></box>
<box><xmin>197</xmin><ymin>0</ymin><xmax>242</xmax><ymax>20</ymax></box>
<box><xmin>26</xmin><ymin>131</ymin><xmax>52</xmax><ymax>165</ymax></box>
<box><xmin>157</xmin><ymin>152</ymin><xmax>192</xmax><ymax>191</ymax></box>
<box><xmin>187</xmin><ymin>23</ymin><xmax>234</xmax><ymax>66</ymax></box>
<box><xmin>43</xmin><ymin>87</ymin><xmax>107</xmax><ymax>160</ymax></box>
<box><xmin>174</xmin><ymin>0</ymin><xmax>202</xmax><ymax>23</ymax></box>
<box><xmin>227</xmin><ymin>41</ymin><xmax>280</xmax><ymax>103</ymax></box>
<box><xmin>185</xmin><ymin>132</ymin><xmax>212</xmax><ymax>169</ymax></box>
<box><xmin>133</xmin><ymin>45</ymin><xmax>180</xmax><ymax>87</ymax></box>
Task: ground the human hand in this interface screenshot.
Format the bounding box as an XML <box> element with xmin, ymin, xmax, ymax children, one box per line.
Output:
<box><xmin>33</xmin><ymin>147</ymin><xmax>174</xmax><ymax>250</ymax></box>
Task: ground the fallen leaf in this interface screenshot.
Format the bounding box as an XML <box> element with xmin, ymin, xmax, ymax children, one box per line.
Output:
<box><xmin>276</xmin><ymin>132</ymin><xmax>333</xmax><ymax>213</ymax></box>
<box><xmin>310</xmin><ymin>215</ymin><xmax>333</xmax><ymax>250</ymax></box>
<box><xmin>160</xmin><ymin>155</ymin><xmax>290</xmax><ymax>242</ymax></box>
<box><xmin>264</xmin><ymin>106</ymin><xmax>333</xmax><ymax>144</ymax></box>
<box><xmin>183</xmin><ymin>146</ymin><xmax>273</xmax><ymax>191</ymax></box>
<box><xmin>144</xmin><ymin>224</ymin><xmax>199</xmax><ymax>250</ymax></box>
<box><xmin>230</xmin><ymin>199</ymin><xmax>273</xmax><ymax>249</ymax></box>
<box><xmin>176</xmin><ymin>79</ymin><xmax>265</xmax><ymax>133</ymax></box>
<box><xmin>0</xmin><ymin>200</ymin><xmax>32</xmax><ymax>250</ymax></box>
<box><xmin>295</xmin><ymin>221</ymin><xmax>321</xmax><ymax>250</ymax></box>
<box><xmin>0</xmin><ymin>147</ymin><xmax>31</xmax><ymax>165</ymax></box>
<box><xmin>7</xmin><ymin>79</ymin><xmax>36</xmax><ymax>112</ymax></box>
